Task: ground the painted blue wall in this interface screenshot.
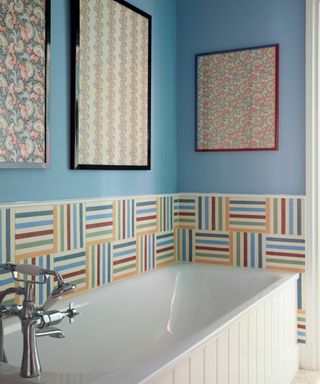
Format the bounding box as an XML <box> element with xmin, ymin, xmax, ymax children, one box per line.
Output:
<box><xmin>0</xmin><ymin>0</ymin><xmax>177</xmax><ymax>203</ymax></box>
<box><xmin>177</xmin><ymin>0</ymin><xmax>305</xmax><ymax>195</ymax></box>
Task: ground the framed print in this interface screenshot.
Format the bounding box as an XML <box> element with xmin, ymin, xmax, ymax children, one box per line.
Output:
<box><xmin>196</xmin><ymin>44</ymin><xmax>279</xmax><ymax>152</ymax></box>
<box><xmin>0</xmin><ymin>0</ymin><xmax>50</xmax><ymax>168</ymax></box>
<box><xmin>71</xmin><ymin>0</ymin><xmax>151</xmax><ymax>170</ymax></box>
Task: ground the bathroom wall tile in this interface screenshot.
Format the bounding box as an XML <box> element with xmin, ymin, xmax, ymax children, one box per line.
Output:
<box><xmin>87</xmin><ymin>243</ymin><xmax>112</xmax><ymax>289</ymax></box>
<box><xmin>269</xmin><ymin>197</ymin><xmax>305</xmax><ymax>236</ymax></box>
<box><xmin>53</xmin><ymin>249</ymin><xmax>87</xmax><ymax>293</ymax></box>
<box><xmin>297</xmin><ymin>309</ymin><xmax>306</xmax><ymax>344</ymax></box>
<box><xmin>176</xmin><ymin>228</ymin><xmax>194</xmax><ymax>262</ymax></box>
<box><xmin>138</xmin><ymin>234</ymin><xmax>155</xmax><ymax>272</ymax></box>
<box><xmin>14</xmin><ymin>205</ymin><xmax>56</xmax><ymax>260</ymax></box>
<box><xmin>174</xmin><ymin>196</ymin><xmax>196</xmax><ymax>229</ymax></box>
<box><xmin>194</xmin><ymin>231</ymin><xmax>230</xmax><ymax>265</ymax></box>
<box><xmin>196</xmin><ymin>196</ymin><xmax>227</xmax><ymax>231</ymax></box>
<box><xmin>227</xmin><ymin>197</ymin><xmax>269</xmax><ymax>233</ymax></box>
<box><xmin>231</xmin><ymin>232</ymin><xmax>265</xmax><ymax>268</ymax></box>
<box><xmin>114</xmin><ymin>199</ymin><xmax>135</xmax><ymax>240</ymax></box>
<box><xmin>158</xmin><ymin>196</ymin><xmax>174</xmax><ymax>232</ymax></box>
<box><xmin>56</xmin><ymin>203</ymin><xmax>85</xmax><ymax>252</ymax></box>
<box><xmin>135</xmin><ymin>198</ymin><xmax>158</xmax><ymax>235</ymax></box>
<box><xmin>265</xmin><ymin>235</ymin><xmax>305</xmax><ymax>272</ymax></box>
<box><xmin>156</xmin><ymin>231</ymin><xmax>175</xmax><ymax>267</ymax></box>
<box><xmin>112</xmin><ymin>239</ymin><xmax>137</xmax><ymax>281</ymax></box>
<box><xmin>85</xmin><ymin>201</ymin><xmax>114</xmax><ymax>245</ymax></box>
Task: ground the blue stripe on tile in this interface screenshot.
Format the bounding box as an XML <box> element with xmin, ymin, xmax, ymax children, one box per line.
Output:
<box><xmin>289</xmin><ymin>199</ymin><xmax>294</xmax><ymax>235</ymax></box>
<box><xmin>86</xmin><ymin>205</ymin><xmax>113</xmax><ymax>212</ymax></box>
<box><xmin>15</xmin><ymin>210</ymin><xmax>53</xmax><ymax>218</ymax></box>
<box><xmin>6</xmin><ymin>209</ymin><xmax>10</xmax><ymax>262</ymax></box>
<box><xmin>16</xmin><ymin>220</ymin><xmax>53</xmax><ymax>229</ymax></box>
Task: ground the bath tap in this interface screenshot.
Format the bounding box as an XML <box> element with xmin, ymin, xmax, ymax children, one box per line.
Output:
<box><xmin>0</xmin><ymin>263</ymin><xmax>79</xmax><ymax>378</ymax></box>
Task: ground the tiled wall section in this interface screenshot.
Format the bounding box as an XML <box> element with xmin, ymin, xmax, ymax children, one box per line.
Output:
<box><xmin>0</xmin><ymin>194</ymin><xmax>306</xmax><ymax>343</ymax></box>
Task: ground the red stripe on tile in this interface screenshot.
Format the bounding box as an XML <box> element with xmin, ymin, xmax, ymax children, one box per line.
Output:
<box><xmin>266</xmin><ymin>251</ymin><xmax>305</xmax><ymax>258</ymax></box>
<box><xmin>244</xmin><ymin>233</ymin><xmax>248</xmax><ymax>267</ymax></box>
<box><xmin>86</xmin><ymin>221</ymin><xmax>113</xmax><ymax>229</ymax></box>
<box><xmin>63</xmin><ymin>269</ymin><xmax>85</xmax><ymax>280</ymax></box>
<box><xmin>15</xmin><ymin>229</ymin><xmax>53</xmax><ymax>239</ymax></box>
<box><xmin>156</xmin><ymin>246</ymin><xmax>174</xmax><ymax>254</ymax></box>
<box><xmin>195</xmin><ymin>246</ymin><xmax>228</xmax><ymax>252</ymax></box>
<box><xmin>137</xmin><ymin>215</ymin><xmax>156</xmax><ymax>222</ymax></box>
<box><xmin>113</xmin><ymin>256</ymin><xmax>136</xmax><ymax>266</ymax></box>
<box><xmin>281</xmin><ymin>198</ymin><xmax>286</xmax><ymax>234</ymax></box>
<box><xmin>67</xmin><ymin>205</ymin><xmax>71</xmax><ymax>250</ymax></box>
<box><xmin>212</xmin><ymin>197</ymin><xmax>215</xmax><ymax>231</ymax></box>
<box><xmin>230</xmin><ymin>214</ymin><xmax>265</xmax><ymax>219</ymax></box>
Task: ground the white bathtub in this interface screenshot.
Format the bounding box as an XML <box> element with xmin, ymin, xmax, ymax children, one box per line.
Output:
<box><xmin>0</xmin><ymin>264</ymin><xmax>298</xmax><ymax>384</ymax></box>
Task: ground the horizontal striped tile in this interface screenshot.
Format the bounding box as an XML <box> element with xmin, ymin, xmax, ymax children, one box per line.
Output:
<box><xmin>136</xmin><ymin>198</ymin><xmax>158</xmax><ymax>235</ymax></box>
<box><xmin>115</xmin><ymin>199</ymin><xmax>135</xmax><ymax>240</ymax></box>
<box><xmin>174</xmin><ymin>196</ymin><xmax>196</xmax><ymax>228</ymax></box>
<box><xmin>195</xmin><ymin>231</ymin><xmax>230</xmax><ymax>264</ymax></box>
<box><xmin>156</xmin><ymin>231</ymin><xmax>175</xmax><ymax>266</ymax></box>
<box><xmin>176</xmin><ymin>229</ymin><xmax>193</xmax><ymax>262</ymax></box>
<box><xmin>85</xmin><ymin>201</ymin><xmax>114</xmax><ymax>245</ymax></box>
<box><xmin>87</xmin><ymin>243</ymin><xmax>112</xmax><ymax>288</ymax></box>
<box><xmin>14</xmin><ymin>205</ymin><xmax>56</xmax><ymax>259</ymax></box>
<box><xmin>297</xmin><ymin>309</ymin><xmax>306</xmax><ymax>344</ymax></box>
<box><xmin>232</xmin><ymin>232</ymin><xmax>265</xmax><ymax>268</ymax></box>
<box><xmin>265</xmin><ymin>235</ymin><xmax>305</xmax><ymax>272</ymax></box>
<box><xmin>158</xmin><ymin>196</ymin><xmax>173</xmax><ymax>232</ymax></box>
<box><xmin>112</xmin><ymin>239</ymin><xmax>137</xmax><ymax>280</ymax></box>
<box><xmin>197</xmin><ymin>196</ymin><xmax>227</xmax><ymax>231</ymax></box>
<box><xmin>138</xmin><ymin>234</ymin><xmax>155</xmax><ymax>272</ymax></box>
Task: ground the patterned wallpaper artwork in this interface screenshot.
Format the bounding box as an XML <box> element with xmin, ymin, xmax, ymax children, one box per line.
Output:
<box><xmin>0</xmin><ymin>193</ymin><xmax>306</xmax><ymax>345</ymax></box>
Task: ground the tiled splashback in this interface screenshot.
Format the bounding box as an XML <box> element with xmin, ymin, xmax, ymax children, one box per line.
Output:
<box><xmin>0</xmin><ymin>193</ymin><xmax>306</xmax><ymax>343</ymax></box>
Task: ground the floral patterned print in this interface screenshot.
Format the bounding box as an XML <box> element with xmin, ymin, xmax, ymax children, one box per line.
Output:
<box><xmin>197</xmin><ymin>45</ymin><xmax>278</xmax><ymax>151</ymax></box>
<box><xmin>0</xmin><ymin>0</ymin><xmax>47</xmax><ymax>164</ymax></box>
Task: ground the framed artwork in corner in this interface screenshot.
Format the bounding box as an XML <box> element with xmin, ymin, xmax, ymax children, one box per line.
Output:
<box><xmin>196</xmin><ymin>44</ymin><xmax>279</xmax><ymax>152</ymax></box>
<box><xmin>0</xmin><ymin>0</ymin><xmax>51</xmax><ymax>168</ymax></box>
<box><xmin>70</xmin><ymin>0</ymin><xmax>152</xmax><ymax>170</ymax></box>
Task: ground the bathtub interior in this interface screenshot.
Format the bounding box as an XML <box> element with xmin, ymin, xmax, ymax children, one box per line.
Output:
<box><xmin>3</xmin><ymin>264</ymin><xmax>289</xmax><ymax>377</ymax></box>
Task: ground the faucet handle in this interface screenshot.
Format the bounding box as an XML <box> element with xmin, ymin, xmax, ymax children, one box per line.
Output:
<box><xmin>0</xmin><ymin>263</ymin><xmax>48</xmax><ymax>285</ymax></box>
<box><xmin>65</xmin><ymin>302</ymin><xmax>79</xmax><ymax>324</ymax></box>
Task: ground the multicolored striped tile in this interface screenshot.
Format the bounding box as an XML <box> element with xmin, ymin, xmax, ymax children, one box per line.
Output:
<box><xmin>176</xmin><ymin>229</ymin><xmax>193</xmax><ymax>262</ymax></box>
<box><xmin>158</xmin><ymin>196</ymin><xmax>173</xmax><ymax>232</ymax></box>
<box><xmin>14</xmin><ymin>205</ymin><xmax>56</xmax><ymax>260</ymax></box>
<box><xmin>231</xmin><ymin>232</ymin><xmax>265</xmax><ymax>268</ymax></box>
<box><xmin>265</xmin><ymin>235</ymin><xmax>305</xmax><ymax>272</ymax></box>
<box><xmin>53</xmin><ymin>249</ymin><xmax>87</xmax><ymax>292</ymax></box>
<box><xmin>56</xmin><ymin>203</ymin><xmax>85</xmax><ymax>252</ymax></box>
<box><xmin>85</xmin><ymin>201</ymin><xmax>114</xmax><ymax>245</ymax></box>
<box><xmin>138</xmin><ymin>234</ymin><xmax>155</xmax><ymax>272</ymax></box>
<box><xmin>156</xmin><ymin>231</ymin><xmax>175</xmax><ymax>266</ymax></box>
<box><xmin>297</xmin><ymin>309</ymin><xmax>306</xmax><ymax>344</ymax></box>
<box><xmin>87</xmin><ymin>243</ymin><xmax>112</xmax><ymax>288</ymax></box>
<box><xmin>227</xmin><ymin>197</ymin><xmax>269</xmax><ymax>233</ymax></box>
<box><xmin>112</xmin><ymin>239</ymin><xmax>137</xmax><ymax>280</ymax></box>
<box><xmin>197</xmin><ymin>196</ymin><xmax>227</xmax><ymax>231</ymax></box>
<box><xmin>174</xmin><ymin>196</ymin><xmax>196</xmax><ymax>228</ymax></box>
<box><xmin>135</xmin><ymin>198</ymin><xmax>158</xmax><ymax>235</ymax></box>
<box><xmin>194</xmin><ymin>231</ymin><xmax>230</xmax><ymax>264</ymax></box>
<box><xmin>269</xmin><ymin>197</ymin><xmax>305</xmax><ymax>236</ymax></box>
<box><xmin>114</xmin><ymin>199</ymin><xmax>135</xmax><ymax>240</ymax></box>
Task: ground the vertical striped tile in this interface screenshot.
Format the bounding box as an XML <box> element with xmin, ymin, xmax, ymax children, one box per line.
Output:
<box><xmin>194</xmin><ymin>231</ymin><xmax>230</xmax><ymax>265</ymax></box>
<box><xmin>197</xmin><ymin>196</ymin><xmax>227</xmax><ymax>231</ymax></box>
<box><xmin>176</xmin><ymin>229</ymin><xmax>194</xmax><ymax>262</ymax></box>
<box><xmin>56</xmin><ymin>203</ymin><xmax>85</xmax><ymax>252</ymax></box>
<box><xmin>87</xmin><ymin>243</ymin><xmax>112</xmax><ymax>288</ymax></box>
<box><xmin>156</xmin><ymin>231</ymin><xmax>175</xmax><ymax>267</ymax></box>
<box><xmin>174</xmin><ymin>196</ymin><xmax>196</xmax><ymax>228</ymax></box>
<box><xmin>265</xmin><ymin>235</ymin><xmax>305</xmax><ymax>272</ymax></box>
<box><xmin>297</xmin><ymin>309</ymin><xmax>306</xmax><ymax>344</ymax></box>
<box><xmin>269</xmin><ymin>197</ymin><xmax>305</xmax><ymax>236</ymax></box>
<box><xmin>85</xmin><ymin>201</ymin><xmax>114</xmax><ymax>245</ymax></box>
<box><xmin>112</xmin><ymin>239</ymin><xmax>137</xmax><ymax>280</ymax></box>
<box><xmin>138</xmin><ymin>234</ymin><xmax>155</xmax><ymax>272</ymax></box>
<box><xmin>115</xmin><ymin>199</ymin><xmax>135</xmax><ymax>240</ymax></box>
<box><xmin>53</xmin><ymin>249</ymin><xmax>87</xmax><ymax>292</ymax></box>
<box><xmin>135</xmin><ymin>198</ymin><xmax>158</xmax><ymax>235</ymax></box>
<box><xmin>14</xmin><ymin>205</ymin><xmax>56</xmax><ymax>259</ymax></box>
<box><xmin>227</xmin><ymin>197</ymin><xmax>268</xmax><ymax>233</ymax></box>
<box><xmin>158</xmin><ymin>196</ymin><xmax>173</xmax><ymax>232</ymax></box>
<box><xmin>232</xmin><ymin>232</ymin><xmax>265</xmax><ymax>268</ymax></box>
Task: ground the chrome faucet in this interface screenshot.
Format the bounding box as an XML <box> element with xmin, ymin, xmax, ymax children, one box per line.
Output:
<box><xmin>0</xmin><ymin>263</ymin><xmax>79</xmax><ymax>378</ymax></box>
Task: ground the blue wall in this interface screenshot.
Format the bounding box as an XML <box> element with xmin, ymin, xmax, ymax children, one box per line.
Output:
<box><xmin>0</xmin><ymin>0</ymin><xmax>177</xmax><ymax>203</ymax></box>
<box><xmin>177</xmin><ymin>0</ymin><xmax>305</xmax><ymax>195</ymax></box>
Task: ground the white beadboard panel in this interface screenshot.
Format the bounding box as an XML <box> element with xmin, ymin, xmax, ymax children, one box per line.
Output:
<box><xmin>217</xmin><ymin>331</ymin><xmax>229</xmax><ymax>384</ymax></box>
<box><xmin>257</xmin><ymin>304</ymin><xmax>265</xmax><ymax>384</ymax></box>
<box><xmin>264</xmin><ymin>298</ymin><xmax>272</xmax><ymax>380</ymax></box>
<box><xmin>271</xmin><ymin>295</ymin><xmax>279</xmax><ymax>370</ymax></box>
<box><xmin>239</xmin><ymin>315</ymin><xmax>249</xmax><ymax>384</ymax></box>
<box><xmin>156</xmin><ymin>372</ymin><xmax>173</xmax><ymax>384</ymax></box>
<box><xmin>278</xmin><ymin>289</ymin><xmax>285</xmax><ymax>364</ymax></box>
<box><xmin>174</xmin><ymin>359</ymin><xmax>189</xmax><ymax>384</ymax></box>
<box><xmin>248</xmin><ymin>310</ymin><xmax>257</xmax><ymax>384</ymax></box>
<box><xmin>190</xmin><ymin>349</ymin><xmax>204</xmax><ymax>384</ymax></box>
<box><xmin>205</xmin><ymin>339</ymin><xmax>217</xmax><ymax>384</ymax></box>
<box><xmin>229</xmin><ymin>322</ymin><xmax>239</xmax><ymax>384</ymax></box>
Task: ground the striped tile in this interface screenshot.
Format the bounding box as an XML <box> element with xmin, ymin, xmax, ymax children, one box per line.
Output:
<box><xmin>115</xmin><ymin>199</ymin><xmax>135</xmax><ymax>240</ymax></box>
<box><xmin>227</xmin><ymin>197</ymin><xmax>269</xmax><ymax>233</ymax></box>
<box><xmin>269</xmin><ymin>197</ymin><xmax>305</xmax><ymax>236</ymax></box>
<box><xmin>197</xmin><ymin>196</ymin><xmax>227</xmax><ymax>231</ymax></box>
<box><xmin>232</xmin><ymin>232</ymin><xmax>265</xmax><ymax>268</ymax></box>
<box><xmin>176</xmin><ymin>229</ymin><xmax>193</xmax><ymax>262</ymax></box>
<box><xmin>112</xmin><ymin>239</ymin><xmax>137</xmax><ymax>280</ymax></box>
<box><xmin>265</xmin><ymin>235</ymin><xmax>305</xmax><ymax>272</ymax></box>
<box><xmin>156</xmin><ymin>231</ymin><xmax>175</xmax><ymax>267</ymax></box>
<box><xmin>136</xmin><ymin>198</ymin><xmax>158</xmax><ymax>235</ymax></box>
<box><xmin>14</xmin><ymin>205</ymin><xmax>56</xmax><ymax>259</ymax></box>
<box><xmin>53</xmin><ymin>249</ymin><xmax>87</xmax><ymax>292</ymax></box>
<box><xmin>85</xmin><ymin>201</ymin><xmax>114</xmax><ymax>245</ymax></box>
<box><xmin>87</xmin><ymin>243</ymin><xmax>112</xmax><ymax>288</ymax></box>
<box><xmin>194</xmin><ymin>231</ymin><xmax>230</xmax><ymax>264</ymax></box>
<box><xmin>297</xmin><ymin>309</ymin><xmax>306</xmax><ymax>344</ymax></box>
<box><xmin>174</xmin><ymin>196</ymin><xmax>196</xmax><ymax>228</ymax></box>
<box><xmin>138</xmin><ymin>234</ymin><xmax>155</xmax><ymax>272</ymax></box>
<box><xmin>158</xmin><ymin>196</ymin><xmax>173</xmax><ymax>232</ymax></box>
<box><xmin>56</xmin><ymin>203</ymin><xmax>85</xmax><ymax>252</ymax></box>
